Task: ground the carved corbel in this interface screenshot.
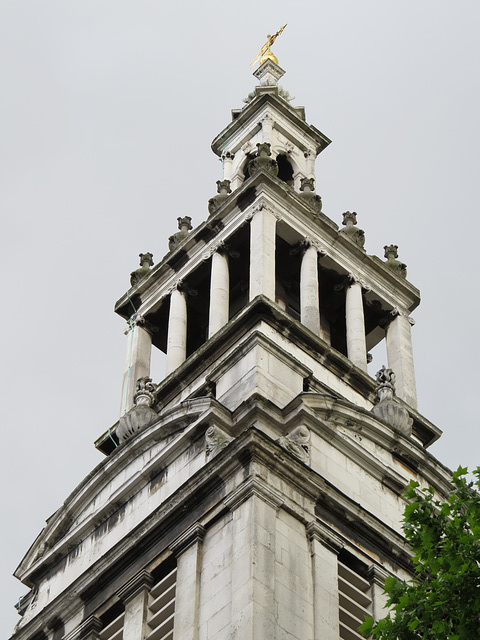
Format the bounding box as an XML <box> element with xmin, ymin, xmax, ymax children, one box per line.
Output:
<box><xmin>277</xmin><ymin>425</ymin><xmax>311</xmax><ymax>464</ymax></box>
<box><xmin>205</xmin><ymin>425</ymin><xmax>233</xmax><ymax>460</ymax></box>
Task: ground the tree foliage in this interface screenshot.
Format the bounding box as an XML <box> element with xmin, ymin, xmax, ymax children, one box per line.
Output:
<box><xmin>360</xmin><ymin>467</ymin><xmax>480</xmax><ymax>639</ymax></box>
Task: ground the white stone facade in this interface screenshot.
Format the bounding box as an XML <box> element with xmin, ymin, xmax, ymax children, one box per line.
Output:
<box><xmin>11</xmin><ymin>59</ymin><xmax>448</xmax><ymax>640</ymax></box>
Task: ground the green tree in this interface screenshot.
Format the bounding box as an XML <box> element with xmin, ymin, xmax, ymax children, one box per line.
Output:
<box><xmin>360</xmin><ymin>467</ymin><xmax>480</xmax><ymax>639</ymax></box>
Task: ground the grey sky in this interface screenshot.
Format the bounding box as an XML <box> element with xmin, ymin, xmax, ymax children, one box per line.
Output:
<box><xmin>1</xmin><ymin>1</ymin><xmax>479</xmax><ymax>634</ymax></box>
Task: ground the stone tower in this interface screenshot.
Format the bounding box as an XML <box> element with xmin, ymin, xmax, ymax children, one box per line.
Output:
<box><xmin>11</xmin><ymin>59</ymin><xmax>450</xmax><ymax>640</ymax></box>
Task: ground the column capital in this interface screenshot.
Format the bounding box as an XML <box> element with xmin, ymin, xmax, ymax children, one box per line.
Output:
<box><xmin>169</xmin><ymin>522</ymin><xmax>206</xmax><ymax>556</ymax></box>
<box><xmin>79</xmin><ymin>616</ymin><xmax>103</xmax><ymax>640</ymax></box>
<box><xmin>347</xmin><ymin>273</ymin><xmax>371</xmax><ymax>291</ymax></box>
<box><xmin>202</xmin><ymin>239</ymin><xmax>228</xmax><ymax>260</ymax></box>
<box><xmin>116</xmin><ymin>569</ymin><xmax>154</xmax><ymax>604</ymax></box>
<box><xmin>303</xmin><ymin>236</ymin><xmax>325</xmax><ymax>254</ymax></box>
<box><xmin>167</xmin><ymin>279</ymin><xmax>185</xmax><ymax>295</ymax></box>
<box><xmin>306</xmin><ymin>521</ymin><xmax>343</xmax><ymax>554</ymax></box>
<box><xmin>367</xmin><ymin>564</ymin><xmax>390</xmax><ymax>588</ymax></box>
<box><xmin>244</xmin><ymin>201</ymin><xmax>280</xmax><ymax>222</ymax></box>
<box><xmin>224</xmin><ymin>477</ymin><xmax>283</xmax><ymax>512</ymax></box>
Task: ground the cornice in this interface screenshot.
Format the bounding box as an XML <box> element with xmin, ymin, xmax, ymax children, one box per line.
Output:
<box><xmin>211</xmin><ymin>91</ymin><xmax>331</xmax><ymax>157</ymax></box>
<box><xmin>116</xmin><ymin>569</ymin><xmax>153</xmax><ymax>604</ymax></box>
<box><xmin>169</xmin><ymin>523</ymin><xmax>206</xmax><ymax>556</ymax></box>
<box><xmin>306</xmin><ymin>520</ymin><xmax>343</xmax><ymax>554</ymax></box>
<box><xmin>224</xmin><ymin>476</ymin><xmax>284</xmax><ymax>512</ymax></box>
<box><xmin>114</xmin><ymin>172</ymin><xmax>420</xmax><ymax>323</ymax></box>
<box><xmin>15</xmin><ymin>399</ymin><xmax>218</xmax><ymax>585</ymax></box>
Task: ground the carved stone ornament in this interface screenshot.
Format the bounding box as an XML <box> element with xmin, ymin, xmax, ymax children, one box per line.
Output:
<box><xmin>208</xmin><ymin>179</ymin><xmax>232</xmax><ymax>215</ymax></box>
<box><xmin>277</xmin><ymin>425</ymin><xmax>311</xmax><ymax>464</ymax></box>
<box><xmin>372</xmin><ymin>366</ymin><xmax>413</xmax><ymax>436</ymax></box>
<box><xmin>299</xmin><ymin>177</ymin><xmax>322</xmax><ymax>212</ymax></box>
<box><xmin>244</xmin><ymin>201</ymin><xmax>277</xmax><ymax>223</ymax></box>
<box><xmin>168</xmin><ymin>216</ymin><xmax>193</xmax><ymax>252</ymax></box>
<box><xmin>205</xmin><ymin>425</ymin><xmax>233</xmax><ymax>460</ymax></box>
<box><xmin>130</xmin><ymin>252</ymin><xmax>154</xmax><ymax>287</ymax></box>
<box><xmin>248</xmin><ymin>143</ymin><xmax>279</xmax><ymax>178</ymax></box>
<box><xmin>117</xmin><ymin>377</ymin><xmax>158</xmax><ymax>442</ymax></box>
<box><xmin>123</xmin><ymin>313</ymin><xmax>148</xmax><ymax>336</ymax></box>
<box><xmin>339</xmin><ymin>211</ymin><xmax>365</xmax><ymax>249</ymax></box>
<box><xmin>384</xmin><ymin>244</ymin><xmax>407</xmax><ymax>278</ymax></box>
<box><xmin>202</xmin><ymin>239</ymin><xmax>228</xmax><ymax>261</ymax></box>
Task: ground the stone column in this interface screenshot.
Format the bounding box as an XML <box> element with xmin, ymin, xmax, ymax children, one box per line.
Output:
<box><xmin>368</xmin><ymin>565</ymin><xmax>389</xmax><ymax>621</ymax></box>
<box><xmin>261</xmin><ymin>113</ymin><xmax>273</xmax><ymax>143</ymax></box>
<box><xmin>170</xmin><ymin>524</ymin><xmax>205</xmax><ymax>640</ymax></box>
<box><xmin>120</xmin><ymin>318</ymin><xmax>152</xmax><ymax>416</ymax></box>
<box><xmin>226</xmin><ymin>480</ymin><xmax>282</xmax><ymax>640</ymax></box>
<box><xmin>386</xmin><ymin>313</ymin><xmax>418</xmax><ymax>409</ymax></box>
<box><xmin>300</xmin><ymin>243</ymin><xmax>321</xmax><ymax>336</ymax></box>
<box><xmin>305</xmin><ymin>149</ymin><xmax>316</xmax><ymax>178</ymax></box>
<box><xmin>117</xmin><ymin>570</ymin><xmax>153</xmax><ymax>640</ymax></box>
<box><xmin>345</xmin><ymin>279</ymin><xmax>367</xmax><ymax>372</ymax></box>
<box><xmin>222</xmin><ymin>152</ymin><xmax>234</xmax><ymax>181</ymax></box>
<box><xmin>249</xmin><ymin>206</ymin><xmax>277</xmax><ymax>301</ymax></box>
<box><xmin>165</xmin><ymin>285</ymin><xmax>187</xmax><ymax>376</ymax></box>
<box><xmin>307</xmin><ymin>522</ymin><xmax>343</xmax><ymax>640</ymax></box>
<box><xmin>208</xmin><ymin>250</ymin><xmax>229</xmax><ymax>338</ymax></box>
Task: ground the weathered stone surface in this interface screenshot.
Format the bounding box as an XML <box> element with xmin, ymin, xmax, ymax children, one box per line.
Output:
<box><xmin>117</xmin><ymin>377</ymin><xmax>158</xmax><ymax>442</ymax></box>
<box><xmin>205</xmin><ymin>425</ymin><xmax>233</xmax><ymax>460</ymax></box>
<box><xmin>130</xmin><ymin>252</ymin><xmax>153</xmax><ymax>287</ymax></box>
<box><xmin>384</xmin><ymin>244</ymin><xmax>407</xmax><ymax>278</ymax></box>
<box><xmin>277</xmin><ymin>425</ymin><xmax>311</xmax><ymax>463</ymax></box>
<box><xmin>299</xmin><ymin>177</ymin><xmax>322</xmax><ymax>212</ymax></box>
<box><xmin>208</xmin><ymin>180</ymin><xmax>232</xmax><ymax>215</ymax></box>
<box><xmin>372</xmin><ymin>366</ymin><xmax>413</xmax><ymax>436</ymax></box>
<box><xmin>248</xmin><ymin>143</ymin><xmax>279</xmax><ymax>177</ymax></box>
<box><xmin>168</xmin><ymin>216</ymin><xmax>192</xmax><ymax>251</ymax></box>
<box><xmin>339</xmin><ymin>211</ymin><xmax>365</xmax><ymax>248</ymax></box>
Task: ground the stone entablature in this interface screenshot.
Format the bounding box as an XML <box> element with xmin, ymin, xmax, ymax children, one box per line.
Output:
<box><xmin>114</xmin><ymin>171</ymin><xmax>421</xmax><ymax>413</ymax></box>
<box><xmin>116</xmin><ymin>174</ymin><xmax>419</xmax><ymax>324</ymax></box>
<box><xmin>107</xmin><ymin>295</ymin><xmax>439</xmax><ymax>452</ymax></box>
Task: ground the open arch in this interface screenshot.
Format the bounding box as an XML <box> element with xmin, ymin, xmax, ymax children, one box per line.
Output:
<box><xmin>276</xmin><ymin>153</ymin><xmax>294</xmax><ymax>186</ymax></box>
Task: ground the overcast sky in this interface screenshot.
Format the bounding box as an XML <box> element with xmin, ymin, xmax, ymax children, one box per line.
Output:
<box><xmin>1</xmin><ymin>1</ymin><xmax>479</xmax><ymax>634</ymax></box>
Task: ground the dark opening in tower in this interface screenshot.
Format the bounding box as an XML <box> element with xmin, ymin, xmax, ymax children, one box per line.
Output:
<box><xmin>276</xmin><ymin>154</ymin><xmax>294</xmax><ymax>186</ymax></box>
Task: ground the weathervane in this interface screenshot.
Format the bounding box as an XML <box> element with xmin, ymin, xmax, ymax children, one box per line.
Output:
<box><xmin>250</xmin><ymin>24</ymin><xmax>287</xmax><ymax>68</ymax></box>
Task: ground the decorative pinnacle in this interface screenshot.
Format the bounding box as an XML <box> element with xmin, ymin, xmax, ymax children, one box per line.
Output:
<box><xmin>300</xmin><ymin>177</ymin><xmax>315</xmax><ymax>192</ymax></box>
<box><xmin>384</xmin><ymin>245</ymin><xmax>407</xmax><ymax>278</ymax></box>
<box><xmin>139</xmin><ymin>252</ymin><xmax>154</xmax><ymax>267</ymax></box>
<box><xmin>177</xmin><ymin>216</ymin><xmax>192</xmax><ymax>232</ymax></box>
<box><xmin>384</xmin><ymin>244</ymin><xmax>398</xmax><ymax>259</ymax></box>
<box><xmin>130</xmin><ymin>253</ymin><xmax>154</xmax><ymax>287</ymax></box>
<box><xmin>342</xmin><ymin>211</ymin><xmax>358</xmax><ymax>226</ymax></box>
<box><xmin>339</xmin><ymin>212</ymin><xmax>365</xmax><ymax>249</ymax></box>
<box><xmin>134</xmin><ymin>377</ymin><xmax>156</xmax><ymax>407</ymax></box>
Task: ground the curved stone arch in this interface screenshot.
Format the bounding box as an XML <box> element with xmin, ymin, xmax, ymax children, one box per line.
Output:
<box><xmin>271</xmin><ymin>146</ymin><xmax>298</xmax><ymax>187</ymax></box>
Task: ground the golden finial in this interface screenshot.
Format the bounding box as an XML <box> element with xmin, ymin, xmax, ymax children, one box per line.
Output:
<box><xmin>250</xmin><ymin>24</ymin><xmax>287</xmax><ymax>68</ymax></box>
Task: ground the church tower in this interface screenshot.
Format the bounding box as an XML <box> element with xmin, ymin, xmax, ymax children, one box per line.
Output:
<box><xmin>11</xmin><ymin>54</ymin><xmax>451</xmax><ymax>640</ymax></box>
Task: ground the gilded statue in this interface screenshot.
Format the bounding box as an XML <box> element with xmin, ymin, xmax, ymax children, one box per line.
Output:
<box><xmin>250</xmin><ymin>24</ymin><xmax>287</xmax><ymax>67</ymax></box>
